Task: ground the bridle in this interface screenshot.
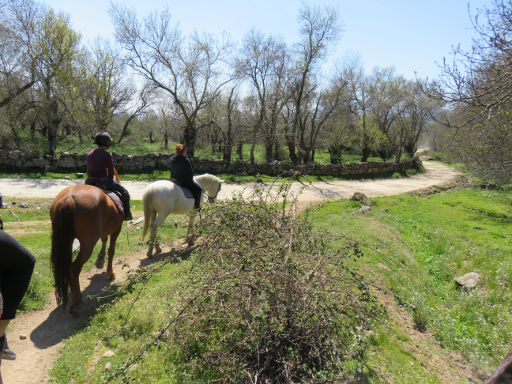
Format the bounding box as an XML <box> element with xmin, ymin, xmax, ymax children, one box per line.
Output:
<box><xmin>204</xmin><ymin>180</ymin><xmax>222</xmax><ymax>203</ymax></box>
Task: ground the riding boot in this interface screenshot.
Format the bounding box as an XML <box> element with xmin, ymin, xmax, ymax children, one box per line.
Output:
<box><xmin>194</xmin><ymin>194</ymin><xmax>201</xmax><ymax>211</ymax></box>
<box><xmin>120</xmin><ymin>192</ymin><xmax>133</xmax><ymax>221</ymax></box>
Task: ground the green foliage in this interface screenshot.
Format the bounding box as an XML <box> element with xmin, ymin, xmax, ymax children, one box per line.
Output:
<box><xmin>163</xmin><ymin>195</ymin><xmax>380</xmax><ymax>383</ymax></box>
<box><xmin>51</xmin><ymin>191</ymin><xmax>381</xmax><ymax>383</ymax></box>
<box><xmin>309</xmin><ymin>188</ymin><xmax>512</xmax><ymax>374</ymax></box>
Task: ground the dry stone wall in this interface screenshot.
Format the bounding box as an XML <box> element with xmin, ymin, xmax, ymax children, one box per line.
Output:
<box><xmin>0</xmin><ymin>150</ymin><xmax>421</xmax><ymax>177</ymax></box>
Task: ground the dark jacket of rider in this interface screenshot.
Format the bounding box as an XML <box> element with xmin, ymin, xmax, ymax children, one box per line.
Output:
<box><xmin>170</xmin><ymin>144</ymin><xmax>202</xmax><ymax>210</ymax></box>
<box><xmin>85</xmin><ymin>132</ymin><xmax>132</xmax><ymax>221</ymax></box>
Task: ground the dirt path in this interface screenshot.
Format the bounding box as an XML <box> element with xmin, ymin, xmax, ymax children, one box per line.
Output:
<box><xmin>0</xmin><ymin>161</ymin><xmax>461</xmax><ymax>202</ymax></box>
<box><xmin>2</xmin><ymin>240</ymin><xmax>186</xmax><ymax>384</ymax></box>
<box><xmin>0</xmin><ymin>161</ymin><xmax>465</xmax><ymax>383</ymax></box>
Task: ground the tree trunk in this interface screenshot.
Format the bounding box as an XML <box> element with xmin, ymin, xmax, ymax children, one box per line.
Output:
<box><xmin>285</xmin><ymin>135</ymin><xmax>298</xmax><ymax>164</ymax></box>
<box><xmin>184</xmin><ymin>122</ymin><xmax>196</xmax><ymax>158</ymax></box>
<box><xmin>265</xmin><ymin>139</ymin><xmax>273</xmax><ymax>163</ymax></box>
<box><xmin>237</xmin><ymin>142</ymin><xmax>243</xmax><ymax>161</ymax></box>
<box><xmin>328</xmin><ymin>146</ymin><xmax>342</xmax><ymax>164</ymax></box>
<box><xmin>250</xmin><ymin>142</ymin><xmax>255</xmax><ymax>164</ymax></box>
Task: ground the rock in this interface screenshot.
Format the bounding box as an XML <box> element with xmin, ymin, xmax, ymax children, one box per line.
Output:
<box><xmin>352</xmin><ymin>206</ymin><xmax>372</xmax><ymax>215</ymax></box>
<box><xmin>454</xmin><ymin>272</ymin><xmax>481</xmax><ymax>290</ymax></box>
<box><xmin>131</xmin><ymin>217</ymin><xmax>144</xmax><ymax>225</ymax></box>
<box><xmin>18</xmin><ymin>202</ymin><xmax>29</xmax><ymax>208</ymax></box>
<box><xmin>19</xmin><ymin>334</ymin><xmax>27</xmax><ymax>340</ymax></box>
<box><xmin>351</xmin><ymin>192</ymin><xmax>372</xmax><ymax>206</ymax></box>
<box><xmin>102</xmin><ymin>350</ymin><xmax>115</xmax><ymax>358</ymax></box>
<box><xmin>105</xmin><ymin>362</ymin><xmax>112</xmax><ymax>370</ymax></box>
<box><xmin>72</xmin><ymin>239</ymin><xmax>80</xmax><ymax>252</ymax></box>
<box><xmin>64</xmin><ymin>176</ymin><xmax>71</xmax><ymax>180</ymax></box>
<box><xmin>76</xmin><ymin>172</ymin><xmax>84</xmax><ymax>178</ymax></box>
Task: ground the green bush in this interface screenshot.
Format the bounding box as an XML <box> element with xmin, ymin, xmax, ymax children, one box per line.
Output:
<box><xmin>157</xmin><ymin>189</ymin><xmax>382</xmax><ymax>383</ymax></box>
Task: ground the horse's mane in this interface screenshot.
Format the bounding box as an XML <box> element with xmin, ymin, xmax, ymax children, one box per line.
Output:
<box><xmin>194</xmin><ymin>173</ymin><xmax>222</xmax><ymax>193</ymax></box>
<box><xmin>194</xmin><ymin>173</ymin><xmax>220</xmax><ymax>183</ymax></box>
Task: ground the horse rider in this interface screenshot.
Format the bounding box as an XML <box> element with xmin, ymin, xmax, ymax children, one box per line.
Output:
<box><xmin>170</xmin><ymin>144</ymin><xmax>202</xmax><ymax>211</ymax></box>
<box><xmin>0</xmin><ymin>218</ymin><xmax>36</xmax><ymax>376</ymax></box>
<box><xmin>85</xmin><ymin>131</ymin><xmax>133</xmax><ymax>221</ymax></box>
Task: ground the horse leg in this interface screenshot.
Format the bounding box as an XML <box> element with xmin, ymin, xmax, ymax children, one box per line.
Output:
<box><xmin>69</xmin><ymin>242</ymin><xmax>95</xmax><ymax>316</ymax></box>
<box><xmin>106</xmin><ymin>229</ymin><xmax>121</xmax><ymax>281</ymax></box>
<box><xmin>147</xmin><ymin>212</ymin><xmax>168</xmax><ymax>257</ymax></box>
<box><xmin>95</xmin><ymin>236</ymin><xmax>107</xmax><ymax>269</ymax></box>
<box><xmin>186</xmin><ymin>212</ymin><xmax>198</xmax><ymax>246</ymax></box>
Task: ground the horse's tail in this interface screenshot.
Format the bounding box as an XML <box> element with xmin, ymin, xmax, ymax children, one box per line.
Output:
<box><xmin>141</xmin><ymin>187</ymin><xmax>155</xmax><ymax>241</ymax></box>
<box><xmin>50</xmin><ymin>195</ymin><xmax>75</xmax><ymax>308</ymax></box>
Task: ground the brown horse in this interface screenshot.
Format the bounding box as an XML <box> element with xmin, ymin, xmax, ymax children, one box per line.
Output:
<box><xmin>50</xmin><ymin>171</ymin><xmax>124</xmax><ymax>315</ymax></box>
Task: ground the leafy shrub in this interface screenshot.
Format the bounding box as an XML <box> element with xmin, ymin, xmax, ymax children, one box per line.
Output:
<box><xmin>164</xmin><ymin>188</ymin><xmax>380</xmax><ymax>383</ymax></box>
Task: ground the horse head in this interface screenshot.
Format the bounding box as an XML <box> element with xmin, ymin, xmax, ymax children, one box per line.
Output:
<box><xmin>195</xmin><ymin>174</ymin><xmax>224</xmax><ymax>203</ymax></box>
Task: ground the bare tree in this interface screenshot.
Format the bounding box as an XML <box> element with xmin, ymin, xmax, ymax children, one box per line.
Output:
<box><xmin>430</xmin><ymin>0</ymin><xmax>512</xmax><ymax>182</ymax></box>
<box><xmin>5</xmin><ymin>1</ymin><xmax>83</xmax><ymax>156</ymax></box>
<box><xmin>285</xmin><ymin>5</ymin><xmax>340</xmax><ymax>164</ymax></box>
<box><xmin>117</xmin><ymin>83</ymin><xmax>153</xmax><ymax>144</ymax></box>
<box><xmin>85</xmin><ymin>40</ymin><xmax>133</xmax><ymax>132</ymax></box>
<box><xmin>0</xmin><ymin>0</ymin><xmax>37</xmax><ymax>108</ymax></box>
<box><xmin>237</xmin><ymin>30</ymin><xmax>289</xmax><ymax>162</ymax></box>
<box><xmin>395</xmin><ymin>81</ymin><xmax>440</xmax><ymax>161</ymax></box>
<box><xmin>110</xmin><ymin>5</ymin><xmax>233</xmax><ymax>157</ymax></box>
<box><xmin>298</xmin><ymin>75</ymin><xmax>346</xmax><ymax>163</ymax></box>
<box><xmin>368</xmin><ymin>67</ymin><xmax>407</xmax><ymax>160</ymax></box>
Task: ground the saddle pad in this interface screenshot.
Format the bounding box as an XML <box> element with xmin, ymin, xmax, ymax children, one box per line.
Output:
<box><xmin>177</xmin><ymin>185</ymin><xmax>194</xmax><ymax>199</ymax></box>
<box><xmin>101</xmin><ymin>189</ymin><xmax>124</xmax><ymax>215</ymax></box>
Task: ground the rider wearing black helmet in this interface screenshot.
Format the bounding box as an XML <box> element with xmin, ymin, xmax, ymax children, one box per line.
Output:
<box><xmin>85</xmin><ymin>132</ymin><xmax>133</xmax><ymax>221</ymax></box>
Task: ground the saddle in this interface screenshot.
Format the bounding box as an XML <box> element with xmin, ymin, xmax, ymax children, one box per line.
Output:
<box><xmin>170</xmin><ymin>179</ymin><xmax>194</xmax><ymax>199</ymax></box>
<box><xmin>85</xmin><ymin>178</ymin><xmax>124</xmax><ymax>215</ymax></box>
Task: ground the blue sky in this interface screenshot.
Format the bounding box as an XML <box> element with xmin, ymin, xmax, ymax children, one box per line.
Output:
<box><xmin>43</xmin><ymin>0</ymin><xmax>493</xmax><ymax>80</ymax></box>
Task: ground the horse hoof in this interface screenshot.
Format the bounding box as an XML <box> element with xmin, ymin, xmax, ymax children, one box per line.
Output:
<box><xmin>96</xmin><ymin>260</ymin><xmax>105</xmax><ymax>269</ymax></box>
<box><xmin>107</xmin><ymin>273</ymin><xmax>115</xmax><ymax>281</ymax></box>
<box><xmin>69</xmin><ymin>306</ymin><xmax>81</xmax><ymax>317</ymax></box>
<box><xmin>147</xmin><ymin>252</ymin><xmax>153</xmax><ymax>258</ymax></box>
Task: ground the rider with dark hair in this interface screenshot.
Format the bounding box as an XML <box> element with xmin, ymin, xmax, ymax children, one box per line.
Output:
<box><xmin>0</xmin><ymin>218</ymin><xmax>36</xmax><ymax>367</ymax></box>
<box><xmin>85</xmin><ymin>132</ymin><xmax>133</xmax><ymax>221</ymax></box>
<box><xmin>170</xmin><ymin>144</ymin><xmax>202</xmax><ymax>210</ymax></box>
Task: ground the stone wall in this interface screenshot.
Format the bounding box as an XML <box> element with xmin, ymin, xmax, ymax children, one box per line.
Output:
<box><xmin>0</xmin><ymin>150</ymin><xmax>422</xmax><ymax>177</ymax></box>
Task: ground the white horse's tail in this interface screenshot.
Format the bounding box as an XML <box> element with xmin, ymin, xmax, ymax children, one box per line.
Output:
<box><xmin>141</xmin><ymin>188</ymin><xmax>155</xmax><ymax>241</ymax></box>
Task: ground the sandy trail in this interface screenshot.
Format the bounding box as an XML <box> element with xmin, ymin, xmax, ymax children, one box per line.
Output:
<box><xmin>0</xmin><ymin>161</ymin><xmax>463</xmax><ymax>383</ymax></box>
<box><xmin>0</xmin><ymin>161</ymin><xmax>460</xmax><ymax>202</ymax></box>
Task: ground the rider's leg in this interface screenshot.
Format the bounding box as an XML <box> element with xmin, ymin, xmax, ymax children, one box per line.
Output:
<box><xmin>191</xmin><ymin>182</ymin><xmax>202</xmax><ymax>210</ymax></box>
<box><xmin>107</xmin><ymin>180</ymin><xmax>133</xmax><ymax>220</ymax></box>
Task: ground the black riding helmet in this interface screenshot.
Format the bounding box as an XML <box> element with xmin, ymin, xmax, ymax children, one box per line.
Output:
<box><xmin>94</xmin><ymin>131</ymin><xmax>113</xmax><ymax>148</ymax></box>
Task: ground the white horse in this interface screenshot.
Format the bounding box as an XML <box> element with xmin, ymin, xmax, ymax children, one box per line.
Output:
<box><xmin>141</xmin><ymin>173</ymin><xmax>223</xmax><ymax>256</ymax></box>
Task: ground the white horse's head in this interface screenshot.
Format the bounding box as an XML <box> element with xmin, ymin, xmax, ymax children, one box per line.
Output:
<box><xmin>194</xmin><ymin>173</ymin><xmax>224</xmax><ymax>203</ymax></box>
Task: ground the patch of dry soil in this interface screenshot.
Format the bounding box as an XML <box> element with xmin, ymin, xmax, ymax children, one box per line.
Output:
<box><xmin>2</xmin><ymin>240</ymin><xmax>187</xmax><ymax>384</ymax></box>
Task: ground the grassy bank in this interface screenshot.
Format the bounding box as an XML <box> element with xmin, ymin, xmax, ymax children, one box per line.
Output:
<box><xmin>47</xmin><ymin>187</ymin><xmax>511</xmax><ymax>383</ymax></box>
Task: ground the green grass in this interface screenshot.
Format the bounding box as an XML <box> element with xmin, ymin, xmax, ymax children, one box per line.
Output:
<box><xmin>308</xmin><ymin>188</ymin><xmax>512</xmax><ymax>377</ymax></box>
<box><xmin>47</xmin><ymin>187</ymin><xmax>511</xmax><ymax>383</ymax></box>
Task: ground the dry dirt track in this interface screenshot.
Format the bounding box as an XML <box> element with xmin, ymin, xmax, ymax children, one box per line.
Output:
<box><xmin>0</xmin><ymin>161</ymin><xmax>461</xmax><ymax>202</ymax></box>
<box><xmin>0</xmin><ymin>161</ymin><xmax>463</xmax><ymax>384</ymax></box>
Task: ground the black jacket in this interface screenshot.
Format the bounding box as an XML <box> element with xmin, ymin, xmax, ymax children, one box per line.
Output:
<box><xmin>170</xmin><ymin>155</ymin><xmax>194</xmax><ymax>184</ymax></box>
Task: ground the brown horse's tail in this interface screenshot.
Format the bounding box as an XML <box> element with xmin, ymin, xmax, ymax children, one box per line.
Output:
<box><xmin>50</xmin><ymin>195</ymin><xmax>75</xmax><ymax>308</ymax></box>
<box><xmin>141</xmin><ymin>188</ymin><xmax>155</xmax><ymax>241</ymax></box>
